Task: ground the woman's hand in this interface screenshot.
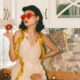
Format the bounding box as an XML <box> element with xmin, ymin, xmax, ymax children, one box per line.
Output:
<box><xmin>4</xmin><ymin>25</ymin><xmax>13</xmax><ymax>41</ymax></box>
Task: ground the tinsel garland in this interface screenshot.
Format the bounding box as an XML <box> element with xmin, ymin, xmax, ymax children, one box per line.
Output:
<box><xmin>39</xmin><ymin>32</ymin><xmax>45</xmax><ymax>59</ymax></box>
<box><xmin>62</xmin><ymin>31</ymin><xmax>68</xmax><ymax>47</ymax></box>
<box><xmin>14</xmin><ymin>29</ymin><xmax>45</xmax><ymax>80</ymax></box>
<box><xmin>14</xmin><ymin>29</ymin><xmax>24</xmax><ymax>80</ymax></box>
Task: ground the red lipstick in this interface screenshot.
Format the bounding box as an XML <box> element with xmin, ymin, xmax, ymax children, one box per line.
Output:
<box><xmin>25</xmin><ymin>21</ymin><xmax>28</xmax><ymax>23</ymax></box>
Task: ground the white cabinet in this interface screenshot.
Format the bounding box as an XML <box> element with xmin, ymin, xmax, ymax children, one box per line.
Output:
<box><xmin>16</xmin><ymin>0</ymin><xmax>26</xmax><ymax>27</ymax></box>
<box><xmin>6</xmin><ymin>0</ymin><xmax>17</xmax><ymax>25</ymax></box>
<box><xmin>0</xmin><ymin>0</ymin><xmax>17</xmax><ymax>28</ymax></box>
<box><xmin>25</xmin><ymin>0</ymin><xmax>43</xmax><ymax>12</ymax></box>
<box><xmin>25</xmin><ymin>0</ymin><xmax>44</xmax><ymax>19</ymax></box>
<box><xmin>17</xmin><ymin>0</ymin><xmax>80</xmax><ymax>28</ymax></box>
<box><xmin>50</xmin><ymin>0</ymin><xmax>80</xmax><ymax>28</ymax></box>
<box><xmin>0</xmin><ymin>0</ymin><xmax>5</xmax><ymax>26</ymax></box>
<box><xmin>1</xmin><ymin>0</ymin><xmax>80</xmax><ymax>29</ymax></box>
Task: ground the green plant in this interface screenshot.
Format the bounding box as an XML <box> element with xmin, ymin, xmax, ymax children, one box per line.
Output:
<box><xmin>57</xmin><ymin>3</ymin><xmax>70</xmax><ymax>15</ymax></box>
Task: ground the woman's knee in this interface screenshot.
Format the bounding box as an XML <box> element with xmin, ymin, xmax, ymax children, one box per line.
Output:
<box><xmin>32</xmin><ymin>77</ymin><xmax>42</xmax><ymax>80</ymax></box>
<box><xmin>31</xmin><ymin>73</ymin><xmax>42</xmax><ymax>80</ymax></box>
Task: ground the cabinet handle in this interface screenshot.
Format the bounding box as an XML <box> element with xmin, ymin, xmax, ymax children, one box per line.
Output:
<box><xmin>4</xmin><ymin>8</ymin><xmax>7</xmax><ymax>20</ymax></box>
<box><xmin>52</xmin><ymin>76</ymin><xmax>56</xmax><ymax>80</ymax></box>
<box><xmin>45</xmin><ymin>9</ymin><xmax>47</xmax><ymax>19</ymax></box>
<box><xmin>7</xmin><ymin>9</ymin><xmax>10</xmax><ymax>20</ymax></box>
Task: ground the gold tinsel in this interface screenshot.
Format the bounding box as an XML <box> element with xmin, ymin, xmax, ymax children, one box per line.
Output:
<box><xmin>62</xmin><ymin>31</ymin><xmax>68</xmax><ymax>47</ymax></box>
<box><xmin>14</xmin><ymin>29</ymin><xmax>24</xmax><ymax>80</ymax></box>
<box><xmin>39</xmin><ymin>32</ymin><xmax>45</xmax><ymax>59</ymax></box>
<box><xmin>49</xmin><ymin>58</ymin><xmax>56</xmax><ymax>71</ymax></box>
<box><xmin>14</xmin><ymin>29</ymin><xmax>45</xmax><ymax>80</ymax></box>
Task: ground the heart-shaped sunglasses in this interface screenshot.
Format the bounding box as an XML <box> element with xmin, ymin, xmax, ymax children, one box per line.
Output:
<box><xmin>21</xmin><ymin>13</ymin><xmax>37</xmax><ymax>21</ymax></box>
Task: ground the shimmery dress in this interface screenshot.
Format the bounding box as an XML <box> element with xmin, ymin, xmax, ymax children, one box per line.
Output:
<box><xmin>11</xmin><ymin>32</ymin><xmax>47</xmax><ymax>80</ymax></box>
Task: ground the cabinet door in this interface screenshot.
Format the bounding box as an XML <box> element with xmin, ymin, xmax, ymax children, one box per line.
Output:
<box><xmin>5</xmin><ymin>0</ymin><xmax>17</xmax><ymax>26</ymax></box>
<box><xmin>16</xmin><ymin>0</ymin><xmax>26</xmax><ymax>27</ymax></box>
<box><xmin>50</xmin><ymin>0</ymin><xmax>80</xmax><ymax>28</ymax></box>
<box><xmin>0</xmin><ymin>0</ymin><xmax>17</xmax><ymax>28</ymax></box>
<box><xmin>0</xmin><ymin>0</ymin><xmax>6</xmax><ymax>27</ymax></box>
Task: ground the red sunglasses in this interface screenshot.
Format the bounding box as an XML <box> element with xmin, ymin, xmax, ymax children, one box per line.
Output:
<box><xmin>21</xmin><ymin>13</ymin><xmax>37</xmax><ymax>21</ymax></box>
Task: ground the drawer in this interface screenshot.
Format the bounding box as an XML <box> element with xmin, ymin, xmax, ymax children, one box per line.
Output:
<box><xmin>46</xmin><ymin>71</ymin><xmax>76</xmax><ymax>80</ymax></box>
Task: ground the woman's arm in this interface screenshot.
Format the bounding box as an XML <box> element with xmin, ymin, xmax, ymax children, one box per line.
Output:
<box><xmin>9</xmin><ymin>30</ymin><xmax>20</xmax><ymax>62</ymax></box>
<box><xmin>9</xmin><ymin>30</ymin><xmax>22</xmax><ymax>62</ymax></box>
<box><xmin>4</xmin><ymin>28</ymin><xmax>22</xmax><ymax>62</ymax></box>
<box><xmin>42</xmin><ymin>33</ymin><xmax>58</xmax><ymax>59</ymax></box>
<box><xmin>9</xmin><ymin>38</ymin><xmax>16</xmax><ymax>62</ymax></box>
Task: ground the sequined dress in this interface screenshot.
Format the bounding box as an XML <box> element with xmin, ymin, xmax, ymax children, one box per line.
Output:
<box><xmin>11</xmin><ymin>32</ymin><xmax>47</xmax><ymax>80</ymax></box>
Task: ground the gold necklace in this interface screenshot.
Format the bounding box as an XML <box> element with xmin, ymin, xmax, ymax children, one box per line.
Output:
<box><xmin>25</xmin><ymin>32</ymin><xmax>39</xmax><ymax>43</ymax></box>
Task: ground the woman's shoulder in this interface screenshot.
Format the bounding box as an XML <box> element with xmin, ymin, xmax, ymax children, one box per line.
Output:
<box><xmin>41</xmin><ymin>32</ymin><xmax>47</xmax><ymax>38</ymax></box>
<box><xmin>14</xmin><ymin>29</ymin><xmax>23</xmax><ymax>38</ymax></box>
<box><xmin>40</xmin><ymin>32</ymin><xmax>50</xmax><ymax>43</ymax></box>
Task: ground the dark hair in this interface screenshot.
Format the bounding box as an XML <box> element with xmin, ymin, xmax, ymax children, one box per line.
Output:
<box><xmin>19</xmin><ymin>5</ymin><xmax>45</xmax><ymax>32</ymax></box>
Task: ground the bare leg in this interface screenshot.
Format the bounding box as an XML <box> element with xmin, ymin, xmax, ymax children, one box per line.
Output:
<box><xmin>31</xmin><ymin>73</ymin><xmax>42</xmax><ymax>80</ymax></box>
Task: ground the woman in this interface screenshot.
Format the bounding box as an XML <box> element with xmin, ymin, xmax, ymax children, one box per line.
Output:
<box><xmin>4</xmin><ymin>5</ymin><xmax>57</xmax><ymax>80</ymax></box>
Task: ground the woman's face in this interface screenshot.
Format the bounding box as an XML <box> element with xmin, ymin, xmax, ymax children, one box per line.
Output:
<box><xmin>23</xmin><ymin>10</ymin><xmax>39</xmax><ymax>27</ymax></box>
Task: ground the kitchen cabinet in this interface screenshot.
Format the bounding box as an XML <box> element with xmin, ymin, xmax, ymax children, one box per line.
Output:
<box><xmin>1</xmin><ymin>0</ymin><xmax>80</xmax><ymax>28</ymax></box>
<box><xmin>50</xmin><ymin>0</ymin><xmax>80</xmax><ymax>28</ymax></box>
<box><xmin>0</xmin><ymin>0</ymin><xmax>5</xmax><ymax>26</ymax></box>
<box><xmin>0</xmin><ymin>0</ymin><xmax>17</xmax><ymax>28</ymax></box>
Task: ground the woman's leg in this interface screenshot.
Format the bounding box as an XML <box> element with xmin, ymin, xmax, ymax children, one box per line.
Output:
<box><xmin>31</xmin><ymin>73</ymin><xmax>42</xmax><ymax>80</ymax></box>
